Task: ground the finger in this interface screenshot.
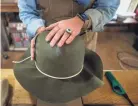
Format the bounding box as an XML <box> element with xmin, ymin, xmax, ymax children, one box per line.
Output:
<box><xmin>37</xmin><ymin>27</ymin><xmax>46</xmax><ymax>34</ymax></box>
<box><xmin>30</xmin><ymin>39</ymin><xmax>35</xmax><ymax>60</ymax></box>
<box><xmin>57</xmin><ymin>32</ymin><xmax>70</xmax><ymax>47</ymax></box>
<box><xmin>31</xmin><ymin>48</ymin><xmax>35</xmax><ymax>60</ymax></box>
<box><xmin>31</xmin><ymin>39</ymin><xmax>35</xmax><ymax>48</ymax></box>
<box><xmin>46</xmin><ymin>26</ymin><xmax>60</xmax><ymax>42</ymax></box>
<box><xmin>66</xmin><ymin>32</ymin><xmax>76</xmax><ymax>44</ymax></box>
<box><xmin>50</xmin><ymin>29</ymin><xmax>65</xmax><ymax>47</ymax></box>
<box><xmin>45</xmin><ymin>22</ymin><xmax>58</xmax><ymax>31</ymax></box>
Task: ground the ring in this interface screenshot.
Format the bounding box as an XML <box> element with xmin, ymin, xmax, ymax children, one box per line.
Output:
<box><xmin>66</xmin><ymin>28</ymin><xmax>72</xmax><ymax>34</ymax></box>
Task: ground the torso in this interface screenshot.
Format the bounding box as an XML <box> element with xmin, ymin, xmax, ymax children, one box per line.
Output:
<box><xmin>38</xmin><ymin>0</ymin><xmax>91</xmax><ymax>24</ymax></box>
<box><xmin>38</xmin><ymin>0</ymin><xmax>97</xmax><ymax>52</ymax></box>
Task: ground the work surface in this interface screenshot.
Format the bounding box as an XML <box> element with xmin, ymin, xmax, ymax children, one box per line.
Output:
<box><xmin>82</xmin><ymin>71</ymin><xmax>138</xmax><ymax>106</ymax></box>
<box><xmin>1</xmin><ymin>69</ymin><xmax>138</xmax><ymax>106</ymax></box>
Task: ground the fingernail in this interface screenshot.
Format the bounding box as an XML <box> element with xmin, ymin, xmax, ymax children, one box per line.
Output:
<box><xmin>50</xmin><ymin>43</ymin><xmax>54</xmax><ymax>47</ymax></box>
<box><xmin>58</xmin><ymin>43</ymin><xmax>62</xmax><ymax>47</ymax></box>
<box><xmin>66</xmin><ymin>41</ymin><xmax>69</xmax><ymax>44</ymax></box>
<box><xmin>46</xmin><ymin>38</ymin><xmax>49</xmax><ymax>42</ymax></box>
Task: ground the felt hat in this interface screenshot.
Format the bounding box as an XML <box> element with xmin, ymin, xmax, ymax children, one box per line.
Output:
<box><xmin>13</xmin><ymin>31</ymin><xmax>103</xmax><ymax>103</ymax></box>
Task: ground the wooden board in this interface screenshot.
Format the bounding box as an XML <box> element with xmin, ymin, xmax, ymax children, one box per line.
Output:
<box><xmin>1</xmin><ymin>69</ymin><xmax>138</xmax><ymax>105</ymax></box>
<box><xmin>37</xmin><ymin>98</ymin><xmax>83</xmax><ymax>106</ymax></box>
<box><xmin>1</xmin><ymin>69</ymin><xmax>36</xmax><ymax>105</ymax></box>
<box><xmin>0</xmin><ymin>3</ymin><xmax>19</xmax><ymax>12</ymax></box>
<box><xmin>82</xmin><ymin>71</ymin><xmax>138</xmax><ymax>105</ymax></box>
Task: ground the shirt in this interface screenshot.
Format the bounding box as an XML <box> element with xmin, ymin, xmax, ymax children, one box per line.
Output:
<box><xmin>18</xmin><ymin>0</ymin><xmax>120</xmax><ymax>37</ymax></box>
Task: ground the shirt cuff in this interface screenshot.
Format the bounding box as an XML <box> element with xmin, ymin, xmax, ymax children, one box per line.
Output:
<box><xmin>84</xmin><ymin>9</ymin><xmax>104</xmax><ymax>32</ymax></box>
<box><xmin>26</xmin><ymin>19</ymin><xmax>45</xmax><ymax>38</ymax></box>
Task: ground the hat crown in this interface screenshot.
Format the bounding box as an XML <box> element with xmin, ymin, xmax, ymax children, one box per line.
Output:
<box><xmin>35</xmin><ymin>31</ymin><xmax>85</xmax><ymax>78</ymax></box>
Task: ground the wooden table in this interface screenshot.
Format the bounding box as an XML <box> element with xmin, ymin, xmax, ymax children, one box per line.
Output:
<box><xmin>83</xmin><ymin>71</ymin><xmax>138</xmax><ymax>106</ymax></box>
<box><xmin>1</xmin><ymin>69</ymin><xmax>37</xmax><ymax>105</ymax></box>
<box><xmin>1</xmin><ymin>69</ymin><xmax>138</xmax><ymax>106</ymax></box>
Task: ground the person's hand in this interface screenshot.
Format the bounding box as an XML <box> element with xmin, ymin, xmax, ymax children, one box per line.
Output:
<box><xmin>45</xmin><ymin>16</ymin><xmax>84</xmax><ymax>47</ymax></box>
<box><xmin>36</xmin><ymin>26</ymin><xmax>46</xmax><ymax>34</ymax></box>
<box><xmin>31</xmin><ymin>26</ymin><xmax>46</xmax><ymax>60</ymax></box>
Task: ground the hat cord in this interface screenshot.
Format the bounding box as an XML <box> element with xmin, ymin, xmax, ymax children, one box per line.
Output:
<box><xmin>12</xmin><ymin>56</ymin><xmax>32</xmax><ymax>63</ymax></box>
<box><xmin>13</xmin><ymin>56</ymin><xmax>83</xmax><ymax>79</ymax></box>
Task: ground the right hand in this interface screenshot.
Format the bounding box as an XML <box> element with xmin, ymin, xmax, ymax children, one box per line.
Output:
<box><xmin>31</xmin><ymin>26</ymin><xmax>46</xmax><ymax>60</ymax></box>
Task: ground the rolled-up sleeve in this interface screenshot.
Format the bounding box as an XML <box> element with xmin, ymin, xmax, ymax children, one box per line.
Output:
<box><xmin>85</xmin><ymin>0</ymin><xmax>120</xmax><ymax>32</ymax></box>
<box><xmin>18</xmin><ymin>0</ymin><xmax>45</xmax><ymax>37</ymax></box>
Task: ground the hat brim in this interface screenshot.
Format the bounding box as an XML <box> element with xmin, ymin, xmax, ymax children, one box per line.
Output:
<box><xmin>14</xmin><ymin>48</ymin><xmax>103</xmax><ymax>103</ymax></box>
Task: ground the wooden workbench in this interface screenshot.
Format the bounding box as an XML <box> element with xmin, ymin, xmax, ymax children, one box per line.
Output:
<box><xmin>1</xmin><ymin>69</ymin><xmax>138</xmax><ymax>106</ymax></box>
<box><xmin>1</xmin><ymin>69</ymin><xmax>36</xmax><ymax>105</ymax></box>
<box><xmin>83</xmin><ymin>71</ymin><xmax>138</xmax><ymax>106</ymax></box>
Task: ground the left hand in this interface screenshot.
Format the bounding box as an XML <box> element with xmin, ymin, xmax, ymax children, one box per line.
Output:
<box><xmin>45</xmin><ymin>16</ymin><xmax>84</xmax><ymax>47</ymax></box>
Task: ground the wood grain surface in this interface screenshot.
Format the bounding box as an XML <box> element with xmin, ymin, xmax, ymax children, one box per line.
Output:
<box><xmin>83</xmin><ymin>71</ymin><xmax>138</xmax><ymax>105</ymax></box>
<box><xmin>1</xmin><ymin>70</ymin><xmax>138</xmax><ymax>105</ymax></box>
<box><xmin>37</xmin><ymin>98</ymin><xmax>83</xmax><ymax>106</ymax></box>
<box><xmin>1</xmin><ymin>69</ymin><xmax>36</xmax><ymax>105</ymax></box>
<box><xmin>0</xmin><ymin>3</ymin><xmax>19</xmax><ymax>12</ymax></box>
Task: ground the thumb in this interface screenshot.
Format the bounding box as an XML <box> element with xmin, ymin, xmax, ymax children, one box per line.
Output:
<box><xmin>36</xmin><ymin>26</ymin><xmax>46</xmax><ymax>34</ymax></box>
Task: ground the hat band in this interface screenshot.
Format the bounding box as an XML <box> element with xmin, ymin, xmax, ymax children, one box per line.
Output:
<box><xmin>13</xmin><ymin>56</ymin><xmax>83</xmax><ymax>79</ymax></box>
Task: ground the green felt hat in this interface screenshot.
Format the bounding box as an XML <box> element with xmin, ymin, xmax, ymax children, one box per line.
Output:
<box><xmin>13</xmin><ymin>31</ymin><xmax>103</xmax><ymax>103</ymax></box>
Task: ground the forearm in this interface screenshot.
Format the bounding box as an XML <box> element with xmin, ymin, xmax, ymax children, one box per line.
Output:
<box><xmin>84</xmin><ymin>0</ymin><xmax>120</xmax><ymax>31</ymax></box>
<box><xmin>18</xmin><ymin>0</ymin><xmax>45</xmax><ymax>37</ymax></box>
<box><xmin>85</xmin><ymin>7</ymin><xmax>117</xmax><ymax>31</ymax></box>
